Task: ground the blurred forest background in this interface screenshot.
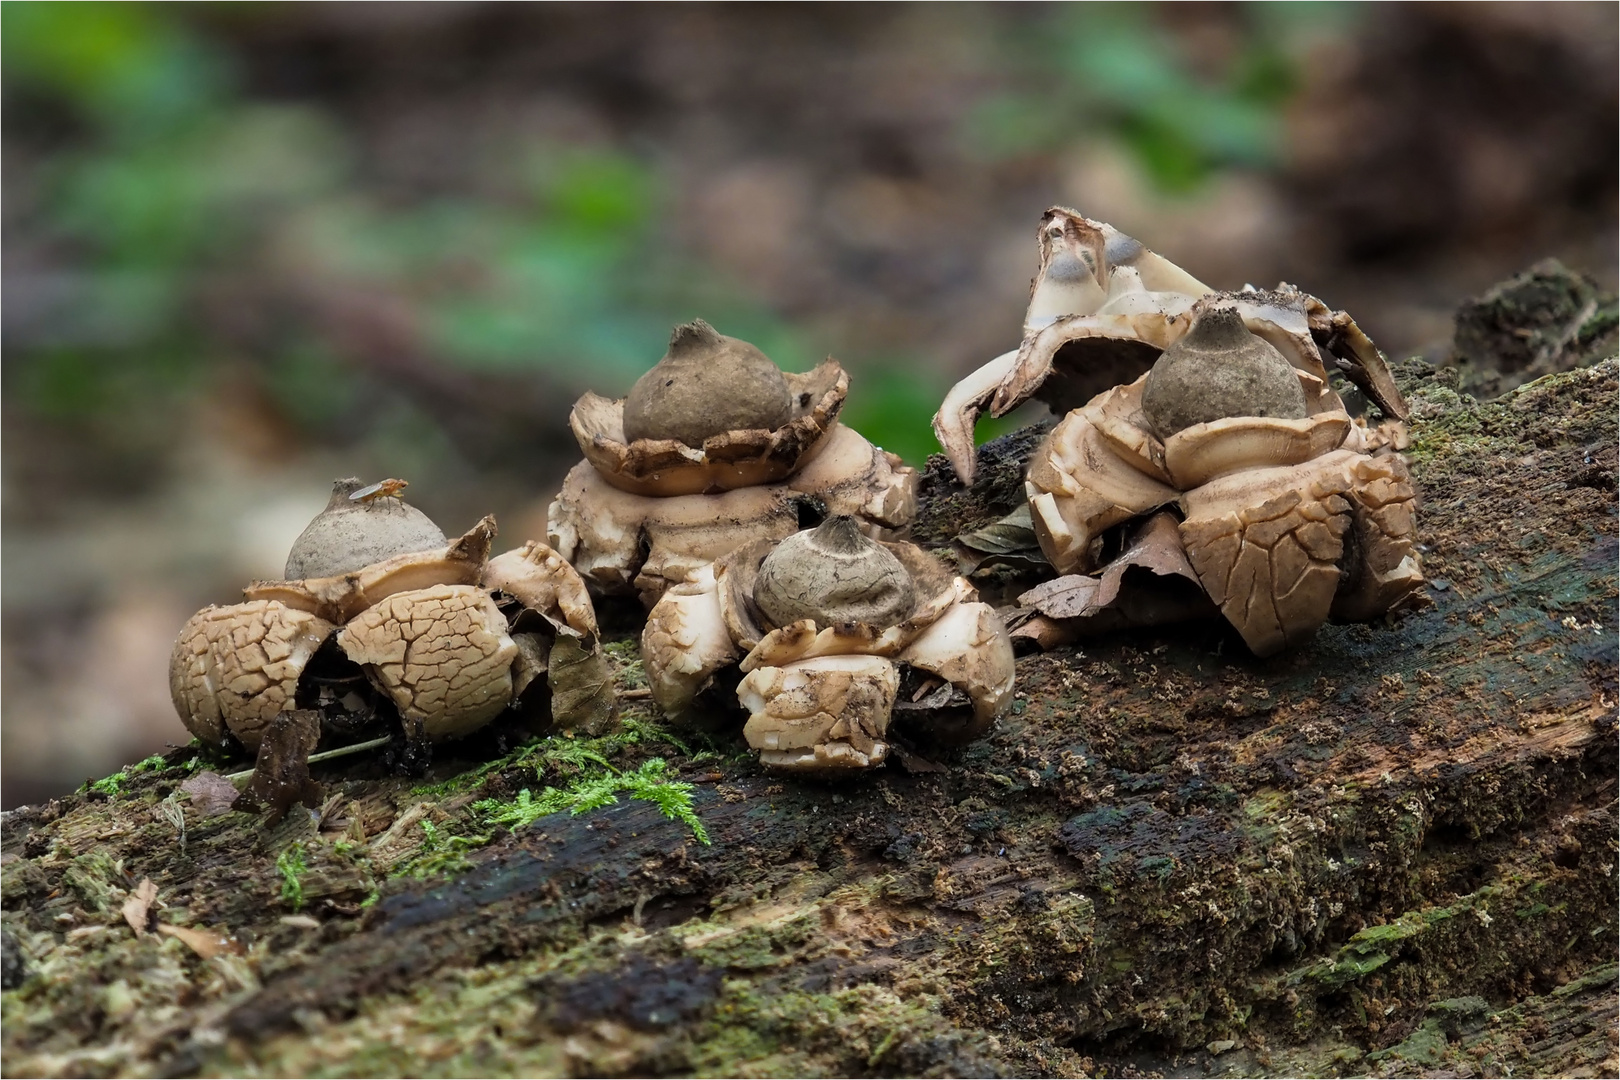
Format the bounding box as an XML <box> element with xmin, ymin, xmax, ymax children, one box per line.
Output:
<box><xmin>3</xmin><ymin>2</ymin><xmax>1615</xmax><ymax>808</ymax></box>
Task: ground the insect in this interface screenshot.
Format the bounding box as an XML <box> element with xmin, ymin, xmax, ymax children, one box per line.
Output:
<box><xmin>349</xmin><ymin>478</ymin><xmax>409</xmax><ymax>504</ymax></box>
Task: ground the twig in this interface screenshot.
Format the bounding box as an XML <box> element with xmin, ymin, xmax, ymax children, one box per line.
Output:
<box><xmin>225</xmin><ymin>735</ymin><xmax>393</xmax><ymax>787</ymax></box>
<box><xmin>620</xmin><ymin>688</ymin><xmax>652</xmax><ymax>700</ymax></box>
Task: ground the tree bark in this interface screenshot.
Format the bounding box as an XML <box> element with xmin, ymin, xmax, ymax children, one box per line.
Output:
<box><xmin>3</xmin><ymin>291</ymin><xmax>1615</xmax><ymax>1078</ymax></box>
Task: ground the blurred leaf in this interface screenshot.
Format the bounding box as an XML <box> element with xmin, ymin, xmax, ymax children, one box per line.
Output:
<box><xmin>958</xmin><ymin>3</ymin><xmax>1335</xmax><ymax>193</ymax></box>
<box><xmin>263</xmin><ymin>341</ymin><xmax>363</xmax><ymax>432</ymax></box>
<box><xmin>1230</xmin><ymin>42</ymin><xmax>1298</xmax><ymax>106</ymax></box>
<box><xmin>840</xmin><ymin>364</ymin><xmax>949</xmax><ymax>469</ymax></box>
<box><xmin>537</xmin><ymin>151</ymin><xmax>655</xmax><ymax>234</ymax></box>
<box><xmin>2</xmin><ymin>1</ymin><xmax>228</xmax><ymax>134</ymax></box>
<box><xmin>961</xmin><ymin>94</ymin><xmax>1073</xmax><ymax>160</ymax></box>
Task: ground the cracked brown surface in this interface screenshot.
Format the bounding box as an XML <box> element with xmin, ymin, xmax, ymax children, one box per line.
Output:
<box><xmin>738</xmin><ymin>654</ymin><xmax>900</xmax><ymax>770</ymax></box>
<box><xmin>168</xmin><ymin>601</ymin><xmax>335</xmax><ymax>751</ymax></box>
<box><xmin>336</xmin><ymin>584</ymin><xmax>518</xmax><ymax>741</ymax></box>
<box><xmin>1179</xmin><ymin>455</ymin><xmax>1357</xmax><ymax>657</ymax></box>
<box><xmin>1335</xmin><ymin>453</ymin><xmax>1424</xmax><ymax>622</ymax></box>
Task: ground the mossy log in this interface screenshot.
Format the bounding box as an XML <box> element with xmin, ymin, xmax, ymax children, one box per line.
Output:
<box><xmin>3</xmin><ymin>309</ymin><xmax>1616</xmax><ymax>1077</ymax></box>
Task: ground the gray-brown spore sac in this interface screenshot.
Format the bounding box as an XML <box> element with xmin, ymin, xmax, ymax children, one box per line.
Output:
<box><xmin>284</xmin><ymin>478</ymin><xmax>448</xmax><ymax>579</ymax></box>
<box><xmin>754</xmin><ymin>515</ymin><xmax>916</xmax><ymax>629</ymax></box>
<box><xmin>621</xmin><ymin>319</ymin><xmax>794</xmax><ymax>446</ymax></box>
<box><xmin>1141</xmin><ymin>305</ymin><xmax>1309</xmax><ymax>438</ymax></box>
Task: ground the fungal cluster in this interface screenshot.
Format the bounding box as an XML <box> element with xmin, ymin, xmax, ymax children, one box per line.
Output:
<box><xmin>938</xmin><ymin>208</ymin><xmax>1425</xmax><ymax>655</ymax></box>
<box><xmin>168</xmin><ymin>208</ymin><xmax>1424</xmax><ymax>789</ymax></box>
<box><xmin>170</xmin><ymin>480</ymin><xmax>613</xmax><ymax>761</ymax></box>
<box><xmin>642</xmin><ymin>516</ymin><xmax>1014</xmax><ymax>771</ymax></box>
<box><xmin>547</xmin><ymin>319</ymin><xmax>917</xmax><ymax>607</ymax></box>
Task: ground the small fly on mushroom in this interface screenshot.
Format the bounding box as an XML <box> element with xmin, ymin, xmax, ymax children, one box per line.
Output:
<box><xmin>349</xmin><ymin>478</ymin><xmax>409</xmax><ymax>505</ymax></box>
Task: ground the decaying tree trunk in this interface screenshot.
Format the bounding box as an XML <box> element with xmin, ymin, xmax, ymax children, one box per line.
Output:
<box><xmin>3</xmin><ymin>269</ymin><xmax>1615</xmax><ymax>1079</ymax></box>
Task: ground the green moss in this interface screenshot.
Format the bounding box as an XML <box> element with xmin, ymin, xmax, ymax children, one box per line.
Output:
<box><xmin>688</xmin><ymin>978</ymin><xmax>980</xmax><ymax>1077</ymax></box>
<box><xmin>474</xmin><ymin>758</ymin><xmax>710</xmax><ymax>845</ymax></box>
<box><xmin>277</xmin><ymin>842</ymin><xmax>308</xmax><ymax>910</ymax></box>
<box><xmin>602</xmin><ymin>637</ymin><xmax>648</xmax><ymax>689</ymax></box>
<box><xmin>390</xmin><ymin>821</ymin><xmax>493</xmax><ymax>881</ymax></box>
<box><xmin>62</xmin><ymin>851</ymin><xmax>125</xmax><ymax>912</ymax></box>
<box><xmin>409</xmin><ymin>742</ymin><xmax>539</xmax><ymax>800</ymax></box>
<box><xmin>680</xmin><ymin>911</ymin><xmax>819</xmax><ymax>971</ymax></box>
<box><xmin>83</xmin><ymin>752</ymin><xmax>175</xmax><ymax>797</ymax></box>
<box><xmin>1294</xmin><ymin>891</ymin><xmax>1502</xmax><ymax>991</ymax></box>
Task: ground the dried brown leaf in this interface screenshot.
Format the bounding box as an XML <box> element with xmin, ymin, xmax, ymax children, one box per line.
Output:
<box><xmin>157</xmin><ymin>923</ymin><xmax>242</xmax><ymax>960</ymax></box>
<box><xmin>1019</xmin><ymin>575</ymin><xmax>1106</xmax><ymax>621</ymax></box>
<box><xmin>180</xmin><ymin>771</ymin><xmax>240</xmax><ymax>818</ymax></box>
<box><xmin>121</xmin><ymin>878</ymin><xmax>158</xmax><ymax>936</ymax></box>
<box><xmin>233</xmin><ymin>709</ymin><xmax>324</xmax><ymax>824</ymax></box>
<box><xmin>548</xmin><ymin>631</ymin><xmax>616</xmax><ymax>735</ymax></box>
<box><xmin>1020</xmin><ymin>512</ymin><xmax>1203</xmax><ymax>620</ymax></box>
<box><xmin>1014</xmin><ymin>512</ymin><xmax>1216</xmax><ymax>646</ymax></box>
<box><xmin>1008</xmin><ymin>614</ymin><xmax>1080</xmax><ymax>651</ymax></box>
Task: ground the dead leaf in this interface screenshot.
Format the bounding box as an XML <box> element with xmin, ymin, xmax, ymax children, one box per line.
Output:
<box><xmin>1014</xmin><ymin>512</ymin><xmax>1216</xmax><ymax>645</ymax></box>
<box><xmin>233</xmin><ymin>709</ymin><xmax>324</xmax><ymax>824</ymax></box>
<box><xmin>121</xmin><ymin>879</ymin><xmax>158</xmax><ymax>936</ymax></box>
<box><xmin>548</xmin><ymin>631</ymin><xmax>616</xmax><ymax>735</ymax></box>
<box><xmin>180</xmin><ymin>771</ymin><xmax>240</xmax><ymax>818</ymax></box>
<box><xmin>510</xmin><ymin>631</ymin><xmax>551</xmax><ymax>697</ymax></box>
<box><xmin>951</xmin><ymin>505</ymin><xmax>1052</xmax><ymax>574</ymax></box>
<box><xmin>157</xmin><ymin>923</ymin><xmax>242</xmax><ymax>960</ymax></box>
<box><xmin>1020</xmin><ymin>575</ymin><xmax>1106</xmax><ymax>621</ymax></box>
<box><xmin>1008</xmin><ymin>614</ymin><xmax>1081</xmax><ymax>651</ymax></box>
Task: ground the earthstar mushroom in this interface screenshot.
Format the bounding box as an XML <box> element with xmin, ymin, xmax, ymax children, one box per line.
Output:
<box><xmin>549</xmin><ymin>320</ymin><xmax>918</xmax><ymax>606</ymax></box>
<box><xmin>933</xmin><ymin>207</ymin><xmax>1410</xmax><ymax>486</ymax></box>
<box><xmin>642</xmin><ymin>516</ymin><xmax>1015</xmax><ymax>771</ymax></box>
<box><xmin>169</xmin><ymin>479</ymin><xmax>613</xmax><ymax>758</ymax></box>
<box><xmin>1021</xmin><ymin>306</ymin><xmax>1424</xmax><ymax>656</ymax></box>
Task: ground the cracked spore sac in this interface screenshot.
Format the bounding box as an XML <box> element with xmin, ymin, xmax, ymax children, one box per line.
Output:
<box><xmin>337</xmin><ymin>584</ymin><xmax>518</xmax><ymax>740</ymax></box>
<box><xmin>170</xmin><ymin>601</ymin><xmax>336</xmax><ymax>751</ymax></box>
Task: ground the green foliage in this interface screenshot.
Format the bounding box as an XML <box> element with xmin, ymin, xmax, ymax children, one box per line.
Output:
<box><xmin>82</xmin><ymin>752</ymin><xmax>170</xmax><ymax>797</ymax></box>
<box><xmin>3</xmin><ymin>3</ymin><xmax>1333</xmax><ymax>477</ymax></box>
<box><xmin>475</xmin><ymin>758</ymin><xmax>711</xmax><ymax>845</ymax></box>
<box><xmin>276</xmin><ymin>842</ymin><xmax>308</xmax><ymax>910</ymax></box>
<box><xmin>391</xmin><ymin>820</ymin><xmax>492</xmax><ymax>881</ymax></box>
<box><xmin>1</xmin><ymin>1</ymin><xmax>229</xmax><ymax>131</ymax></box>
<box><xmin>964</xmin><ymin>4</ymin><xmax>1356</xmax><ymax>192</ymax></box>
